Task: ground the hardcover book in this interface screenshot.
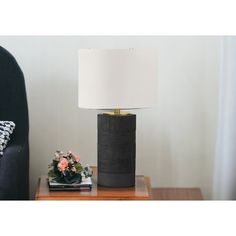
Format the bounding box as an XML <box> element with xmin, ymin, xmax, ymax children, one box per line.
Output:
<box><xmin>48</xmin><ymin>177</ymin><xmax>92</xmax><ymax>191</ymax></box>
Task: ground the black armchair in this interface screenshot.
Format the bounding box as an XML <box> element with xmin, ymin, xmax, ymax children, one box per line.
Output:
<box><xmin>0</xmin><ymin>46</ymin><xmax>29</xmax><ymax>200</ymax></box>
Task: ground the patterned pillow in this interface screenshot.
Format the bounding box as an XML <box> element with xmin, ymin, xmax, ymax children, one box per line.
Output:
<box><xmin>0</xmin><ymin>121</ymin><xmax>16</xmax><ymax>157</ymax></box>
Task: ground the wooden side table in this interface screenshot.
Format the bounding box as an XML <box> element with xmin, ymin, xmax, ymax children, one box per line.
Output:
<box><xmin>35</xmin><ymin>167</ymin><xmax>203</xmax><ymax>200</ymax></box>
<box><xmin>35</xmin><ymin>167</ymin><xmax>152</xmax><ymax>200</ymax></box>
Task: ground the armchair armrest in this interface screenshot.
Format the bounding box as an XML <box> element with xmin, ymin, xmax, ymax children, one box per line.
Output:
<box><xmin>0</xmin><ymin>141</ymin><xmax>29</xmax><ymax>200</ymax></box>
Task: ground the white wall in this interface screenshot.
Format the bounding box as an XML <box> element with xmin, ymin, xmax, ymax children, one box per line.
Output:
<box><xmin>0</xmin><ymin>36</ymin><xmax>220</xmax><ymax>199</ymax></box>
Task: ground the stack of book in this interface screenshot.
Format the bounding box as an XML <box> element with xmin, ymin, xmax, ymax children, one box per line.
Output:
<box><xmin>48</xmin><ymin>177</ymin><xmax>92</xmax><ymax>191</ymax></box>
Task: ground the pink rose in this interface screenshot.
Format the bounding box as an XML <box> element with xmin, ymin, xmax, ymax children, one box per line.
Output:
<box><xmin>75</xmin><ymin>155</ymin><xmax>80</xmax><ymax>162</ymax></box>
<box><xmin>58</xmin><ymin>158</ymin><xmax>69</xmax><ymax>172</ymax></box>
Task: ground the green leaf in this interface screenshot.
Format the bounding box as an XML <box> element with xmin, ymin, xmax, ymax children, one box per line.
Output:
<box><xmin>74</xmin><ymin>162</ymin><xmax>83</xmax><ymax>173</ymax></box>
<box><xmin>48</xmin><ymin>169</ymin><xmax>57</xmax><ymax>177</ymax></box>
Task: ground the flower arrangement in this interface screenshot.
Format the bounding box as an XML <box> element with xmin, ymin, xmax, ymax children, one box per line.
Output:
<box><xmin>48</xmin><ymin>150</ymin><xmax>92</xmax><ymax>184</ymax></box>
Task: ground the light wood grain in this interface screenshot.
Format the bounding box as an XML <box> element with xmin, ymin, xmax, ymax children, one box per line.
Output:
<box><xmin>151</xmin><ymin>188</ymin><xmax>203</xmax><ymax>200</ymax></box>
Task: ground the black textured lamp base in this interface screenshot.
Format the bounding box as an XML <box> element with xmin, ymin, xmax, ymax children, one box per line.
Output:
<box><xmin>97</xmin><ymin>113</ymin><xmax>136</xmax><ymax>187</ymax></box>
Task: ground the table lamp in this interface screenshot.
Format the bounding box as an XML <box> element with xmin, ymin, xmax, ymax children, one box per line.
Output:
<box><xmin>78</xmin><ymin>49</ymin><xmax>158</xmax><ymax>187</ymax></box>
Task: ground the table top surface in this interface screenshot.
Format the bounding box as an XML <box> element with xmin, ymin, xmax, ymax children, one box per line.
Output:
<box><xmin>151</xmin><ymin>188</ymin><xmax>203</xmax><ymax>200</ymax></box>
<box><xmin>35</xmin><ymin>167</ymin><xmax>203</xmax><ymax>200</ymax></box>
<box><xmin>35</xmin><ymin>167</ymin><xmax>151</xmax><ymax>200</ymax></box>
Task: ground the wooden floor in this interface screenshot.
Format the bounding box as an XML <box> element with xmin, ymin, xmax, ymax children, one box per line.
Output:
<box><xmin>151</xmin><ymin>188</ymin><xmax>203</xmax><ymax>200</ymax></box>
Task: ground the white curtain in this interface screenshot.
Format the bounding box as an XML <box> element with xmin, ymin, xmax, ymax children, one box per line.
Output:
<box><xmin>213</xmin><ymin>36</ymin><xmax>236</xmax><ymax>200</ymax></box>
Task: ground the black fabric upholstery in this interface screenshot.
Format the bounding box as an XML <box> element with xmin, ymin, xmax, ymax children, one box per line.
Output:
<box><xmin>0</xmin><ymin>46</ymin><xmax>29</xmax><ymax>200</ymax></box>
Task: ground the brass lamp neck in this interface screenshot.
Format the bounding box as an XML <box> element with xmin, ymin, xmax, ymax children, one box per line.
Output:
<box><xmin>114</xmin><ymin>108</ymin><xmax>121</xmax><ymax>115</ymax></box>
<box><xmin>104</xmin><ymin>108</ymin><xmax>129</xmax><ymax>116</ymax></box>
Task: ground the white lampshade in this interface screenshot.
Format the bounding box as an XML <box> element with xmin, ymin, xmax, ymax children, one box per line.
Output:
<box><xmin>78</xmin><ymin>49</ymin><xmax>158</xmax><ymax>109</ymax></box>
